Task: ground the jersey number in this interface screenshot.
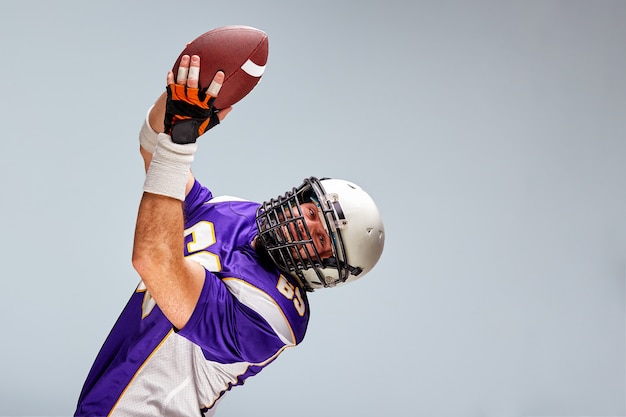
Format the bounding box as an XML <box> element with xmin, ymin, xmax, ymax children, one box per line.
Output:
<box><xmin>276</xmin><ymin>275</ymin><xmax>306</xmax><ymax>316</ymax></box>
<box><xmin>184</xmin><ymin>221</ymin><xmax>221</xmax><ymax>272</ymax></box>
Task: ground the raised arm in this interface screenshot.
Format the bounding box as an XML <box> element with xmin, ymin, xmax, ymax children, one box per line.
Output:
<box><xmin>132</xmin><ymin>55</ymin><xmax>229</xmax><ymax>329</ymax></box>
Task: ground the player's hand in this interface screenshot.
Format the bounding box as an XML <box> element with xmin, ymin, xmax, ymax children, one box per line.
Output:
<box><xmin>164</xmin><ymin>55</ymin><xmax>231</xmax><ymax>144</ymax></box>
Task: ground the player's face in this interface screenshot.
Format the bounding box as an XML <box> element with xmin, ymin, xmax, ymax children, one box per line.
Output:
<box><xmin>284</xmin><ymin>202</ymin><xmax>333</xmax><ymax>260</ymax></box>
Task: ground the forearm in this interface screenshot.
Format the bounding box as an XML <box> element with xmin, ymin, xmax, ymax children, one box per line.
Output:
<box><xmin>133</xmin><ymin>133</ymin><xmax>204</xmax><ymax>328</ymax></box>
<box><xmin>132</xmin><ymin>194</ymin><xmax>184</xmax><ymax>276</ymax></box>
<box><xmin>132</xmin><ymin>193</ymin><xmax>203</xmax><ymax>328</ymax></box>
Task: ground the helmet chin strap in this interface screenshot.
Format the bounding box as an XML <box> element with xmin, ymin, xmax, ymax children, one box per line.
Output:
<box><xmin>322</xmin><ymin>257</ymin><xmax>363</xmax><ymax>279</ymax></box>
<box><xmin>306</xmin><ymin>259</ymin><xmax>361</xmax><ymax>290</ymax></box>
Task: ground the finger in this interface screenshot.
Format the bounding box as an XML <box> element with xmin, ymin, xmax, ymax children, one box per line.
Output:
<box><xmin>177</xmin><ymin>55</ymin><xmax>190</xmax><ymax>84</ymax></box>
<box><xmin>216</xmin><ymin>106</ymin><xmax>232</xmax><ymax>122</ymax></box>
<box><xmin>206</xmin><ymin>71</ymin><xmax>225</xmax><ymax>97</ymax></box>
<box><xmin>187</xmin><ymin>55</ymin><xmax>200</xmax><ymax>89</ymax></box>
<box><xmin>166</xmin><ymin>70</ymin><xmax>175</xmax><ymax>86</ymax></box>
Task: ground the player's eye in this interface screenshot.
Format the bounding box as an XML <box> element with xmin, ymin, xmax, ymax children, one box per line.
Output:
<box><xmin>308</xmin><ymin>207</ymin><xmax>316</xmax><ymax>218</ymax></box>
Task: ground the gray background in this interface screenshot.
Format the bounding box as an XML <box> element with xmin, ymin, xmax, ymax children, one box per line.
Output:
<box><xmin>0</xmin><ymin>1</ymin><xmax>624</xmax><ymax>416</ymax></box>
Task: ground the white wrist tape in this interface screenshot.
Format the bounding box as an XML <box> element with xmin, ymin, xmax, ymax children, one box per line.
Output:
<box><xmin>143</xmin><ymin>133</ymin><xmax>197</xmax><ymax>201</ymax></box>
<box><xmin>139</xmin><ymin>105</ymin><xmax>158</xmax><ymax>154</ymax></box>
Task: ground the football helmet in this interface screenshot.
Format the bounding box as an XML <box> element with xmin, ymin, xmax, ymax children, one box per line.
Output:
<box><xmin>255</xmin><ymin>177</ymin><xmax>385</xmax><ymax>291</ymax></box>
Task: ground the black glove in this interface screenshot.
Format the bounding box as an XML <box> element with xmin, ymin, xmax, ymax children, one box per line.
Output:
<box><xmin>164</xmin><ymin>84</ymin><xmax>220</xmax><ymax>144</ymax></box>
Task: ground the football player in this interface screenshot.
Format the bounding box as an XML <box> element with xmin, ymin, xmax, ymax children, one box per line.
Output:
<box><xmin>74</xmin><ymin>54</ymin><xmax>385</xmax><ymax>417</ymax></box>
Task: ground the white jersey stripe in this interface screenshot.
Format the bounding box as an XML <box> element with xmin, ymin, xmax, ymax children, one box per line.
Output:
<box><xmin>222</xmin><ymin>278</ymin><xmax>296</xmax><ymax>346</ymax></box>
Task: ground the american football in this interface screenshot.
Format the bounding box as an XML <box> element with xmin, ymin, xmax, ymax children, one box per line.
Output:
<box><xmin>172</xmin><ymin>25</ymin><xmax>269</xmax><ymax>110</ymax></box>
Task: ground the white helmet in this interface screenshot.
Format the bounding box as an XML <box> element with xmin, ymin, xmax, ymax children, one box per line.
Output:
<box><xmin>255</xmin><ymin>177</ymin><xmax>385</xmax><ymax>291</ymax></box>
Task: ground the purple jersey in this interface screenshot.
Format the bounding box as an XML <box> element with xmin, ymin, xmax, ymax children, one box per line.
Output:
<box><xmin>75</xmin><ymin>180</ymin><xmax>310</xmax><ymax>417</ymax></box>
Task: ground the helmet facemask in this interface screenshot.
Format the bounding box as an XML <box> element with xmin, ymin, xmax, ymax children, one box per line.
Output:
<box><xmin>255</xmin><ymin>177</ymin><xmax>359</xmax><ymax>291</ymax></box>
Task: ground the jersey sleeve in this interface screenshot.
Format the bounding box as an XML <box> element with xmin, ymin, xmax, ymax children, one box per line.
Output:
<box><xmin>176</xmin><ymin>269</ymin><xmax>288</xmax><ymax>365</ymax></box>
<box><xmin>184</xmin><ymin>179</ymin><xmax>213</xmax><ymax>218</ymax></box>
